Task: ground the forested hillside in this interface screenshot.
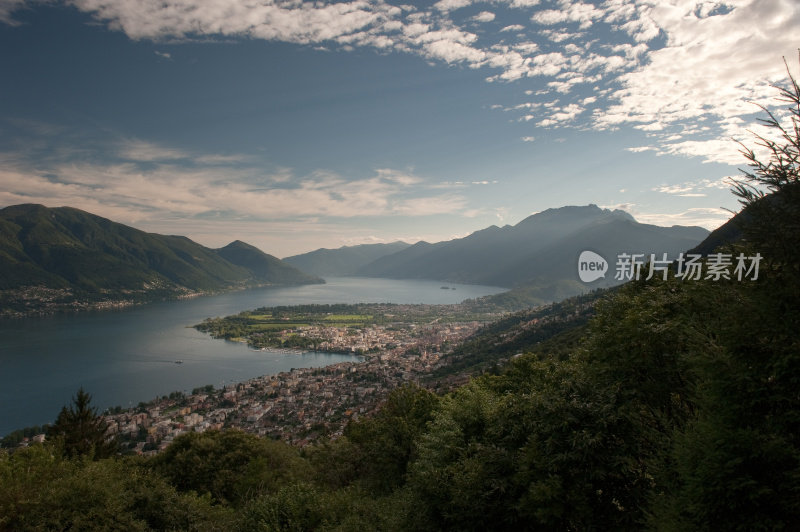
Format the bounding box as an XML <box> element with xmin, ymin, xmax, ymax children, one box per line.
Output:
<box><xmin>0</xmin><ymin>205</ymin><xmax>322</xmax><ymax>315</ymax></box>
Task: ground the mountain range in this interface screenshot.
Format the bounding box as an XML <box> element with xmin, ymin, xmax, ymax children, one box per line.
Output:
<box><xmin>281</xmin><ymin>205</ymin><xmax>711</xmax><ymax>309</ymax></box>
<box><xmin>354</xmin><ymin>205</ymin><xmax>709</xmax><ymax>288</ymax></box>
<box><xmin>1</xmin><ymin>203</ymin><xmax>713</xmax><ymax>314</ymax></box>
<box><xmin>284</xmin><ymin>241</ymin><xmax>411</xmax><ymax>277</ymax></box>
<box><xmin>0</xmin><ymin>204</ymin><xmax>321</xmax><ymax>299</ymax></box>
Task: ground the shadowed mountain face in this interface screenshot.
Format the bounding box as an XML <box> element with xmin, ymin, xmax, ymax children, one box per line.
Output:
<box><xmin>216</xmin><ymin>240</ymin><xmax>323</xmax><ymax>285</ymax></box>
<box><xmin>355</xmin><ymin>205</ymin><xmax>710</xmax><ymax>288</ymax></box>
<box><xmin>0</xmin><ymin>204</ymin><xmax>322</xmax><ymax>293</ymax></box>
<box><xmin>687</xmin><ymin>216</ymin><xmax>743</xmax><ymax>256</ymax></box>
<box><xmin>283</xmin><ymin>242</ymin><xmax>411</xmax><ymax>277</ymax></box>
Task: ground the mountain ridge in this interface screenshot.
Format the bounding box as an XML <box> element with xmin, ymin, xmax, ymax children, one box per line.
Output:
<box><xmin>356</xmin><ymin>204</ymin><xmax>709</xmax><ymax>289</ymax></box>
<box><xmin>283</xmin><ymin>241</ymin><xmax>412</xmax><ymax>277</ymax></box>
<box><xmin>0</xmin><ymin>204</ymin><xmax>322</xmax><ymax>315</ymax></box>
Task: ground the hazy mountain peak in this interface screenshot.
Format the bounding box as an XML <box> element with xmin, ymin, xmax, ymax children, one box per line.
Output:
<box><xmin>357</xmin><ymin>203</ymin><xmax>709</xmax><ymax>288</ymax></box>
<box><xmin>220</xmin><ymin>240</ymin><xmax>257</xmax><ymax>251</ymax></box>
<box><xmin>283</xmin><ymin>240</ymin><xmax>413</xmax><ymax>277</ymax></box>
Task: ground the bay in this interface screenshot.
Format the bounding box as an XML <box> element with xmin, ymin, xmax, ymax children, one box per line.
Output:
<box><xmin>0</xmin><ymin>277</ymin><xmax>504</xmax><ymax>436</ymax></box>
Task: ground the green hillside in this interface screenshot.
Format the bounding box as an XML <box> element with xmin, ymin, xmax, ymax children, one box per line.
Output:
<box><xmin>217</xmin><ymin>240</ymin><xmax>321</xmax><ymax>285</ymax></box>
<box><xmin>0</xmin><ymin>204</ymin><xmax>322</xmax><ymax>314</ymax></box>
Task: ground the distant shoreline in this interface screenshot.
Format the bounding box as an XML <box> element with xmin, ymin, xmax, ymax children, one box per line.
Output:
<box><xmin>0</xmin><ymin>280</ymin><xmax>322</xmax><ymax>319</ymax></box>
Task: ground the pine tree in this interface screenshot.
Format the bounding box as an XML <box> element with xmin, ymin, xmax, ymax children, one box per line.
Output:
<box><xmin>49</xmin><ymin>387</ymin><xmax>117</xmax><ymax>459</ymax></box>
<box><xmin>731</xmin><ymin>56</ymin><xmax>800</xmax><ymax>275</ymax></box>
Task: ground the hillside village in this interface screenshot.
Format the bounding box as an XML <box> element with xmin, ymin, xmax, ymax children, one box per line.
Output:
<box><xmin>103</xmin><ymin>317</ymin><xmax>483</xmax><ymax>452</ymax></box>
<box><xmin>3</xmin><ymin>297</ymin><xmax>599</xmax><ymax>453</ymax></box>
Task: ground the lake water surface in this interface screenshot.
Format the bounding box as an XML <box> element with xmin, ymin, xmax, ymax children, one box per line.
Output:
<box><xmin>0</xmin><ymin>277</ymin><xmax>505</xmax><ymax>436</ymax></box>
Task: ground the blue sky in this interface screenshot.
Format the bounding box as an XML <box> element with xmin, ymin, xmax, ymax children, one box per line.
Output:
<box><xmin>1</xmin><ymin>0</ymin><xmax>797</xmax><ymax>257</ymax></box>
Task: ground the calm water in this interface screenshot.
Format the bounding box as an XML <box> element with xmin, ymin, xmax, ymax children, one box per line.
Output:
<box><xmin>0</xmin><ymin>277</ymin><xmax>504</xmax><ymax>436</ymax></box>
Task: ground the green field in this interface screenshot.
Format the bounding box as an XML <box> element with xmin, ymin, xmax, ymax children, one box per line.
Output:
<box><xmin>194</xmin><ymin>302</ymin><xmax>502</xmax><ymax>351</ymax></box>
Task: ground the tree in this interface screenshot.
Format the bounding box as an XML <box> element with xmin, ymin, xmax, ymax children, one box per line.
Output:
<box><xmin>342</xmin><ymin>384</ymin><xmax>439</xmax><ymax>494</ymax></box>
<box><xmin>49</xmin><ymin>387</ymin><xmax>117</xmax><ymax>459</ymax></box>
<box><xmin>150</xmin><ymin>429</ymin><xmax>310</xmax><ymax>507</ymax></box>
<box><xmin>649</xmin><ymin>58</ymin><xmax>800</xmax><ymax>530</ymax></box>
<box><xmin>731</xmin><ymin>56</ymin><xmax>800</xmax><ymax>275</ymax></box>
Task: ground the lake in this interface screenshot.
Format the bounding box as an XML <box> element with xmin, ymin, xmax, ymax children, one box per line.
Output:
<box><xmin>0</xmin><ymin>277</ymin><xmax>505</xmax><ymax>436</ymax></box>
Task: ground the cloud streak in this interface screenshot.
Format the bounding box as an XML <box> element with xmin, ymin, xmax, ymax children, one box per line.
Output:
<box><xmin>0</xmin><ymin>139</ymin><xmax>470</xmax><ymax>226</ymax></box>
<box><xmin>603</xmin><ymin>202</ymin><xmax>732</xmax><ymax>229</ymax></box>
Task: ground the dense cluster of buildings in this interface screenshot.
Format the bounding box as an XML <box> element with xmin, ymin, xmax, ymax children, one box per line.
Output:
<box><xmin>102</xmin><ymin>319</ymin><xmax>483</xmax><ymax>453</ymax></box>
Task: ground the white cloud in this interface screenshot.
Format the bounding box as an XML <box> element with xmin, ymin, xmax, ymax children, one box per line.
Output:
<box><xmin>433</xmin><ymin>0</ymin><xmax>472</xmax><ymax>12</ymax></box>
<box><xmin>195</xmin><ymin>153</ymin><xmax>253</xmax><ymax>165</ymax></box>
<box><xmin>117</xmin><ymin>139</ymin><xmax>188</xmax><ymax>161</ymax></box>
<box><xmin>536</xmin><ymin>102</ymin><xmax>585</xmax><ymax>126</ymax></box>
<box><xmin>531</xmin><ymin>9</ymin><xmax>567</xmax><ymax>25</ymax></box>
<box><xmin>653</xmin><ymin>184</ymin><xmax>697</xmax><ymax>195</ymax></box>
<box><xmin>540</xmin><ymin>28</ymin><xmax>581</xmax><ymax>42</ymax></box>
<box><xmin>374</xmin><ymin>167</ymin><xmax>422</xmax><ymax>186</ymax></box>
<box><xmin>632</xmin><ymin>207</ymin><xmax>732</xmax><ymax>229</ymax></box>
<box><xmin>603</xmin><ymin>202</ymin><xmax>732</xmax><ymax>229</ymax></box>
<box><xmin>0</xmin><ymin>143</ymin><xmax>471</xmax><ymax>224</ymax></box>
<box><xmin>424</xmin><ymin>38</ymin><xmax>486</xmax><ymax>65</ymax></box>
<box><xmin>594</xmin><ymin>0</ymin><xmax>799</xmax><ymax>163</ymax></box>
<box><xmin>531</xmin><ymin>1</ymin><xmax>603</xmax><ymax>29</ymax></box>
<box><xmin>658</xmin><ymin>138</ymin><xmax>744</xmax><ymax>165</ymax></box>
<box><xmin>2</xmin><ymin>0</ymin><xmax>793</xmax><ymax>169</ymax></box>
<box><xmin>0</xmin><ymin>0</ymin><xmax>26</xmax><ymax>25</ymax></box>
<box><xmin>472</xmin><ymin>11</ymin><xmax>495</xmax><ymax>23</ymax></box>
<box><xmin>521</xmin><ymin>136</ymin><xmax>536</xmax><ymax>142</ymax></box>
<box><xmin>653</xmin><ymin>177</ymin><xmax>734</xmax><ymax>196</ymax></box>
<box><xmin>70</xmin><ymin>0</ymin><xmax>396</xmax><ymax>43</ymax></box>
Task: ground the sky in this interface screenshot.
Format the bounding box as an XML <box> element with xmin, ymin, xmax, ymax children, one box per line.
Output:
<box><xmin>0</xmin><ymin>0</ymin><xmax>797</xmax><ymax>257</ymax></box>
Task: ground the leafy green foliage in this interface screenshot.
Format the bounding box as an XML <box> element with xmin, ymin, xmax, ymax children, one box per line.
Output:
<box><xmin>0</xmin><ymin>447</ymin><xmax>230</xmax><ymax>531</ymax></box>
<box><xmin>150</xmin><ymin>430</ymin><xmax>311</xmax><ymax>507</ymax></box>
<box><xmin>239</xmin><ymin>483</ymin><xmax>413</xmax><ymax>532</ymax></box>
<box><xmin>407</xmin><ymin>361</ymin><xmax>655</xmax><ymax>531</ymax></box>
<box><xmin>341</xmin><ymin>384</ymin><xmax>438</xmax><ymax>493</ymax></box>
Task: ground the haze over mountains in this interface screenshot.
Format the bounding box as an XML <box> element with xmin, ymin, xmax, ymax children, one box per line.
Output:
<box><xmin>291</xmin><ymin>205</ymin><xmax>710</xmax><ymax>290</ymax></box>
<box><xmin>284</xmin><ymin>242</ymin><xmax>411</xmax><ymax>277</ymax></box>
<box><xmin>0</xmin><ymin>203</ymin><xmax>712</xmax><ymax>314</ymax></box>
<box><xmin>0</xmin><ymin>204</ymin><xmax>321</xmax><ymax>296</ymax></box>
